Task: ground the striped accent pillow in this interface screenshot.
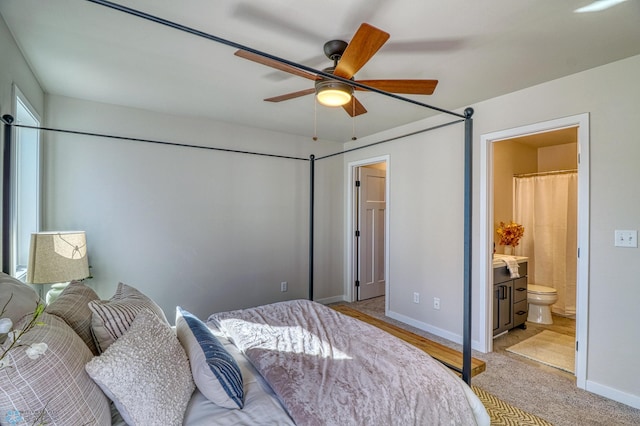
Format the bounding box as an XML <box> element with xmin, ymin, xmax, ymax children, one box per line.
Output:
<box><xmin>176</xmin><ymin>306</ymin><xmax>244</xmax><ymax>409</ymax></box>
<box><xmin>89</xmin><ymin>282</ymin><xmax>168</xmax><ymax>352</ymax></box>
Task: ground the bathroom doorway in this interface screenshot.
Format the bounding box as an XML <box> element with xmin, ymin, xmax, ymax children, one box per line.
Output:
<box><xmin>495</xmin><ymin>130</ymin><xmax>578</xmax><ymax>317</ymax></box>
<box><xmin>479</xmin><ymin>113</ymin><xmax>590</xmax><ymax>389</ymax></box>
<box><xmin>492</xmin><ymin>130</ymin><xmax>577</xmax><ymax>375</ymax></box>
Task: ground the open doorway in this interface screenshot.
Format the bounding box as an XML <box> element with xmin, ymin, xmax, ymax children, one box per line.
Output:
<box><xmin>491</xmin><ymin>129</ymin><xmax>578</xmax><ymax>376</ymax></box>
<box><xmin>479</xmin><ymin>113</ymin><xmax>590</xmax><ymax>389</ymax></box>
<box><xmin>347</xmin><ymin>156</ymin><xmax>390</xmax><ymax>306</ymax></box>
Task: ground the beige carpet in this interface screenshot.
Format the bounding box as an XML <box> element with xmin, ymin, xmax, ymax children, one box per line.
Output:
<box><xmin>506</xmin><ymin>330</ymin><xmax>575</xmax><ymax>373</ymax></box>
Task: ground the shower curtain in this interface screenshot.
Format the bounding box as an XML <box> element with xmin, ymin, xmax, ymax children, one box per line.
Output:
<box><xmin>513</xmin><ymin>172</ymin><xmax>577</xmax><ymax>316</ymax></box>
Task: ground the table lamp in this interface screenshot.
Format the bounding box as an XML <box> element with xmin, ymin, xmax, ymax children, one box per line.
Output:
<box><xmin>26</xmin><ymin>231</ymin><xmax>90</xmax><ymax>303</ymax></box>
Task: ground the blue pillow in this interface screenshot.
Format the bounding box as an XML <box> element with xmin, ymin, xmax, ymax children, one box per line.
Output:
<box><xmin>175</xmin><ymin>306</ymin><xmax>244</xmax><ymax>409</ymax></box>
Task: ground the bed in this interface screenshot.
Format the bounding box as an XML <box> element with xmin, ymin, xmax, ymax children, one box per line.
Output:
<box><xmin>0</xmin><ymin>276</ymin><xmax>488</xmax><ymax>425</ymax></box>
<box><xmin>206</xmin><ymin>299</ymin><xmax>489</xmax><ymax>425</ymax></box>
<box><xmin>0</xmin><ymin>274</ymin><xmax>489</xmax><ymax>426</ymax></box>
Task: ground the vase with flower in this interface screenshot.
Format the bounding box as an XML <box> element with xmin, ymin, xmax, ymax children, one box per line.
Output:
<box><xmin>496</xmin><ymin>221</ymin><xmax>525</xmax><ymax>255</ymax></box>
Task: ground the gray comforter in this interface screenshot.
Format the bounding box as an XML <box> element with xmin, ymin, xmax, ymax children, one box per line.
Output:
<box><xmin>210</xmin><ymin>299</ymin><xmax>484</xmax><ymax>425</ymax></box>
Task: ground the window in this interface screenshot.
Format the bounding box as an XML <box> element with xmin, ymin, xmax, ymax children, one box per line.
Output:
<box><xmin>10</xmin><ymin>85</ymin><xmax>41</xmax><ymax>280</ymax></box>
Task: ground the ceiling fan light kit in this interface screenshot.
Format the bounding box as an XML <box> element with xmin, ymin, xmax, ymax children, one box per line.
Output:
<box><xmin>315</xmin><ymin>80</ymin><xmax>353</xmax><ymax>107</ymax></box>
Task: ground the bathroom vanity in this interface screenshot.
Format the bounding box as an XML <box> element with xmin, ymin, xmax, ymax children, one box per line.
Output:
<box><xmin>493</xmin><ymin>255</ymin><xmax>528</xmax><ymax>337</ymax></box>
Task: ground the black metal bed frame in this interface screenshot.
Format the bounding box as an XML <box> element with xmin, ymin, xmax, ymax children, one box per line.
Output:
<box><xmin>1</xmin><ymin>0</ymin><xmax>475</xmax><ymax>384</ymax></box>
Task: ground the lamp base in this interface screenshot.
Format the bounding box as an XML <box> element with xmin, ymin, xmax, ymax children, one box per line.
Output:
<box><xmin>46</xmin><ymin>283</ymin><xmax>69</xmax><ymax>304</ymax></box>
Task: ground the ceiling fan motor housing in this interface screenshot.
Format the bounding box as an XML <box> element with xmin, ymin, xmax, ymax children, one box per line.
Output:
<box><xmin>323</xmin><ymin>40</ymin><xmax>348</xmax><ymax>62</ymax></box>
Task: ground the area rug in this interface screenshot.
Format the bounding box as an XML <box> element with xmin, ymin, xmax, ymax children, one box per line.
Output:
<box><xmin>506</xmin><ymin>330</ymin><xmax>575</xmax><ymax>373</ymax></box>
<box><xmin>471</xmin><ymin>386</ymin><xmax>553</xmax><ymax>426</ymax></box>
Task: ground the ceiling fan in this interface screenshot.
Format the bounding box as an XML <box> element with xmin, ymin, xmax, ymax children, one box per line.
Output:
<box><xmin>234</xmin><ymin>23</ymin><xmax>439</xmax><ymax>117</ymax></box>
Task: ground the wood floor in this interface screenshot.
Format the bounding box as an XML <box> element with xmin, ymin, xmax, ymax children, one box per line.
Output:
<box><xmin>331</xmin><ymin>304</ymin><xmax>486</xmax><ymax>377</ymax></box>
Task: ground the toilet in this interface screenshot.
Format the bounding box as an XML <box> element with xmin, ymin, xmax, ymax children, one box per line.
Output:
<box><xmin>527</xmin><ymin>284</ymin><xmax>558</xmax><ymax>324</ymax></box>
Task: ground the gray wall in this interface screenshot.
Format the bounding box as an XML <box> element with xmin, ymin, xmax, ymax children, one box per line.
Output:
<box><xmin>43</xmin><ymin>95</ymin><xmax>344</xmax><ymax>320</ymax></box>
<box><xmin>343</xmin><ymin>54</ymin><xmax>640</xmax><ymax>407</ymax></box>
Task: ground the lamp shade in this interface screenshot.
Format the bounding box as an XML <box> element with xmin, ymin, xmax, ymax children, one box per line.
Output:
<box><xmin>26</xmin><ymin>231</ymin><xmax>90</xmax><ymax>284</ymax></box>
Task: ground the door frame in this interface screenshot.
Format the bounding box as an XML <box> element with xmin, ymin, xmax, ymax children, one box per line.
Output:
<box><xmin>479</xmin><ymin>113</ymin><xmax>589</xmax><ymax>388</ymax></box>
<box><xmin>346</xmin><ymin>155</ymin><xmax>390</xmax><ymax>309</ymax></box>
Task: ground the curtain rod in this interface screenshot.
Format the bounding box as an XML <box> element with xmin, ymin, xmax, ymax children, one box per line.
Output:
<box><xmin>316</xmin><ymin>119</ymin><xmax>465</xmax><ymax>160</ymax></box>
<box><xmin>514</xmin><ymin>169</ymin><xmax>577</xmax><ymax>178</ymax></box>
<box><xmin>0</xmin><ymin>118</ymin><xmax>308</xmax><ymax>162</ymax></box>
<box><xmin>85</xmin><ymin>0</ymin><xmax>466</xmax><ymax>120</ymax></box>
<box><xmin>1</xmin><ymin>115</ymin><xmax>467</xmax><ymax>164</ymax></box>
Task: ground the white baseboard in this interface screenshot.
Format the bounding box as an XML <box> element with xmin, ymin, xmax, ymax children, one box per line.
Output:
<box><xmin>387</xmin><ymin>310</ymin><xmax>483</xmax><ymax>352</ymax></box>
<box><xmin>315</xmin><ymin>295</ymin><xmax>347</xmax><ymax>305</ymax></box>
<box><xmin>585</xmin><ymin>380</ymin><xmax>640</xmax><ymax>410</ymax></box>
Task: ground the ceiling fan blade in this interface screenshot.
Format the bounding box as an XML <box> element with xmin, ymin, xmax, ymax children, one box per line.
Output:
<box><xmin>355</xmin><ymin>79</ymin><xmax>438</xmax><ymax>95</ymax></box>
<box><xmin>342</xmin><ymin>96</ymin><xmax>367</xmax><ymax>117</ymax></box>
<box><xmin>334</xmin><ymin>23</ymin><xmax>390</xmax><ymax>79</ymax></box>
<box><xmin>264</xmin><ymin>88</ymin><xmax>316</xmax><ymax>102</ymax></box>
<box><xmin>235</xmin><ymin>50</ymin><xmax>319</xmax><ymax>81</ymax></box>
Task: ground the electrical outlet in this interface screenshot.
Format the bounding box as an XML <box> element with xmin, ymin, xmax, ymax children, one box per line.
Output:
<box><xmin>614</xmin><ymin>230</ymin><xmax>638</xmax><ymax>248</ymax></box>
<box><xmin>433</xmin><ymin>297</ymin><xmax>441</xmax><ymax>310</ymax></box>
<box><xmin>280</xmin><ymin>281</ymin><xmax>288</xmax><ymax>292</ymax></box>
<box><xmin>413</xmin><ymin>292</ymin><xmax>420</xmax><ymax>303</ymax></box>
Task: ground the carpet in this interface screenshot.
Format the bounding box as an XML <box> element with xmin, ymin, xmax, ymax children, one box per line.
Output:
<box><xmin>506</xmin><ymin>330</ymin><xmax>575</xmax><ymax>373</ymax></box>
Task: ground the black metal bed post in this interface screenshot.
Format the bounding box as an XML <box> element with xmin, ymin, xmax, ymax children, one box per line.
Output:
<box><xmin>308</xmin><ymin>155</ymin><xmax>315</xmax><ymax>301</ymax></box>
<box><xmin>462</xmin><ymin>107</ymin><xmax>474</xmax><ymax>384</ymax></box>
<box><xmin>2</xmin><ymin>115</ymin><xmax>14</xmax><ymax>274</ymax></box>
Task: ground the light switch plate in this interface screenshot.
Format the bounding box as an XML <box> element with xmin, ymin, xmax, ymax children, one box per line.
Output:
<box><xmin>614</xmin><ymin>230</ymin><xmax>638</xmax><ymax>248</ymax></box>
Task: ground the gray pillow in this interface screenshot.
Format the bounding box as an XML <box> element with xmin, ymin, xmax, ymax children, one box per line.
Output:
<box><xmin>89</xmin><ymin>282</ymin><xmax>168</xmax><ymax>352</ymax></box>
<box><xmin>46</xmin><ymin>280</ymin><xmax>101</xmax><ymax>355</ymax></box>
<box><xmin>0</xmin><ymin>272</ymin><xmax>40</xmax><ymax>324</ymax></box>
<box><xmin>0</xmin><ymin>312</ymin><xmax>111</xmax><ymax>424</ymax></box>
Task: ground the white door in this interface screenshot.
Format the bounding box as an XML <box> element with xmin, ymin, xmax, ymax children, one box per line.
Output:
<box><xmin>355</xmin><ymin>166</ymin><xmax>386</xmax><ymax>300</ymax></box>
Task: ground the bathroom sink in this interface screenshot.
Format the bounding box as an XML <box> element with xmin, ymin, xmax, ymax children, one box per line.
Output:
<box><xmin>492</xmin><ymin>254</ymin><xmax>528</xmax><ymax>267</ymax></box>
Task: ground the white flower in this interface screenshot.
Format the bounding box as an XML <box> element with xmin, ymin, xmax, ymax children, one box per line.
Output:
<box><xmin>0</xmin><ymin>358</ymin><xmax>10</xmax><ymax>370</ymax></box>
<box><xmin>25</xmin><ymin>342</ymin><xmax>48</xmax><ymax>360</ymax></box>
<box><xmin>7</xmin><ymin>330</ymin><xmax>21</xmax><ymax>343</ymax></box>
<box><xmin>0</xmin><ymin>318</ymin><xmax>12</xmax><ymax>334</ymax></box>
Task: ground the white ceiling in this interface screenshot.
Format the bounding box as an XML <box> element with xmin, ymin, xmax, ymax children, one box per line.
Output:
<box><xmin>2</xmin><ymin>0</ymin><xmax>639</xmax><ymax>142</ymax></box>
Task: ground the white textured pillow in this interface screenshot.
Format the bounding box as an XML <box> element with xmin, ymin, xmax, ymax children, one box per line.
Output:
<box><xmin>176</xmin><ymin>306</ymin><xmax>244</xmax><ymax>409</ymax></box>
<box><xmin>85</xmin><ymin>309</ymin><xmax>195</xmax><ymax>426</ymax></box>
<box><xmin>89</xmin><ymin>282</ymin><xmax>168</xmax><ymax>352</ymax></box>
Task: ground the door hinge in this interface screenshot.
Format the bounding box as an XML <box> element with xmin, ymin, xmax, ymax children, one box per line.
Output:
<box><xmin>355</xmin><ymin>230</ymin><xmax>360</xmax><ymax>237</ymax></box>
<box><xmin>355</xmin><ymin>280</ymin><xmax>360</xmax><ymax>287</ymax></box>
<box><xmin>355</xmin><ymin>180</ymin><xmax>361</xmax><ymax>187</ymax></box>
<box><xmin>576</xmin><ymin>341</ymin><xmax>579</xmax><ymax>351</ymax></box>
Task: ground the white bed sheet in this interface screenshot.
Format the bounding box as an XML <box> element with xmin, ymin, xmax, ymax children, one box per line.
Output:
<box><xmin>181</xmin><ymin>326</ymin><xmax>295</xmax><ymax>425</ymax></box>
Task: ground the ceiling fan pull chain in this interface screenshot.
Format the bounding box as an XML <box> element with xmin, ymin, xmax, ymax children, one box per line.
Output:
<box><xmin>352</xmin><ymin>100</ymin><xmax>357</xmax><ymax>141</ymax></box>
<box><xmin>312</xmin><ymin>98</ymin><xmax>319</xmax><ymax>141</ymax></box>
